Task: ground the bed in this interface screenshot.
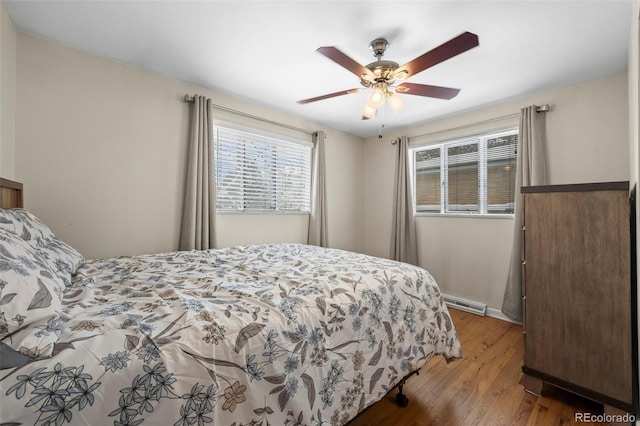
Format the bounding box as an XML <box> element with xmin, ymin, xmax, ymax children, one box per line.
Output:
<box><xmin>0</xmin><ymin>178</ymin><xmax>461</xmax><ymax>426</ymax></box>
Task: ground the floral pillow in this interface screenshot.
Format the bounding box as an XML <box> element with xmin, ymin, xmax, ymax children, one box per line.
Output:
<box><xmin>0</xmin><ymin>228</ymin><xmax>66</xmax><ymax>364</ymax></box>
<box><xmin>0</xmin><ymin>208</ymin><xmax>84</xmax><ymax>287</ymax></box>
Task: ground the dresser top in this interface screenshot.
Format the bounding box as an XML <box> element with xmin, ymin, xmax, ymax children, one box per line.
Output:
<box><xmin>521</xmin><ymin>181</ymin><xmax>629</xmax><ymax>194</ymax></box>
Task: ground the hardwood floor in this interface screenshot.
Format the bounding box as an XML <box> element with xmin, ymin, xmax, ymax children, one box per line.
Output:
<box><xmin>350</xmin><ymin>308</ymin><xmax>614</xmax><ymax>426</ymax></box>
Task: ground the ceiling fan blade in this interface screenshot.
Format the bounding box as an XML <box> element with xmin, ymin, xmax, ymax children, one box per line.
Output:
<box><xmin>399</xmin><ymin>32</ymin><xmax>479</xmax><ymax>78</ymax></box>
<box><xmin>396</xmin><ymin>83</ymin><xmax>460</xmax><ymax>99</ymax></box>
<box><xmin>297</xmin><ymin>88</ymin><xmax>362</xmax><ymax>104</ymax></box>
<box><xmin>317</xmin><ymin>46</ymin><xmax>374</xmax><ymax>79</ymax></box>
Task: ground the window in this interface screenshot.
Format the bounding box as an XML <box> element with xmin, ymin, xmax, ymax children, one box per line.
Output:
<box><xmin>214</xmin><ymin>126</ymin><xmax>312</xmax><ymax>213</ymax></box>
<box><xmin>412</xmin><ymin>128</ymin><xmax>518</xmax><ymax>215</ymax></box>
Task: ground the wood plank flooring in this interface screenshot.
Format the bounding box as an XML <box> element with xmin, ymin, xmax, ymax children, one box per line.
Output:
<box><xmin>349</xmin><ymin>308</ymin><xmax>613</xmax><ymax>426</ymax></box>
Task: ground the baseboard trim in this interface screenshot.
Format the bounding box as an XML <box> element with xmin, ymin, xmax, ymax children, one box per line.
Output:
<box><xmin>442</xmin><ymin>294</ymin><xmax>487</xmax><ymax>316</ymax></box>
<box><xmin>486</xmin><ymin>307</ymin><xmax>522</xmax><ymax>325</ymax></box>
<box><xmin>442</xmin><ymin>293</ymin><xmax>522</xmax><ymax>325</ymax></box>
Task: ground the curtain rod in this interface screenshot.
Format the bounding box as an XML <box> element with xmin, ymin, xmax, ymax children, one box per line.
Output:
<box><xmin>406</xmin><ymin>104</ymin><xmax>550</xmax><ymax>143</ymax></box>
<box><xmin>184</xmin><ymin>95</ymin><xmax>316</xmax><ymax>137</ymax></box>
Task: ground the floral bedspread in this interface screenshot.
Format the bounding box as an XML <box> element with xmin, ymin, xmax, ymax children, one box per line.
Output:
<box><xmin>0</xmin><ymin>244</ymin><xmax>461</xmax><ymax>426</ymax></box>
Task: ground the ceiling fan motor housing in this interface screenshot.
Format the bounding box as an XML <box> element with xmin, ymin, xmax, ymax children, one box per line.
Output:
<box><xmin>364</xmin><ymin>60</ymin><xmax>400</xmax><ymax>82</ymax></box>
<box><xmin>361</xmin><ymin>37</ymin><xmax>406</xmax><ymax>88</ymax></box>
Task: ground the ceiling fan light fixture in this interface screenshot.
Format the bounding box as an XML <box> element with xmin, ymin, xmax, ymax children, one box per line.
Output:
<box><xmin>387</xmin><ymin>93</ymin><xmax>405</xmax><ymax>112</ymax></box>
<box><xmin>362</xmin><ymin>104</ymin><xmax>377</xmax><ymax>119</ymax></box>
<box><xmin>367</xmin><ymin>88</ymin><xmax>386</xmax><ymax>109</ymax></box>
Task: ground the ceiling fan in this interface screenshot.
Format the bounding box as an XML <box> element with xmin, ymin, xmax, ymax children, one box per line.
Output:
<box><xmin>297</xmin><ymin>32</ymin><xmax>479</xmax><ymax>120</ymax></box>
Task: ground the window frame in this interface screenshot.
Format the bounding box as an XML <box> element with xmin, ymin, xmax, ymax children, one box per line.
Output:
<box><xmin>213</xmin><ymin>123</ymin><xmax>313</xmax><ymax>215</ymax></box>
<box><xmin>410</xmin><ymin>127</ymin><xmax>518</xmax><ymax>219</ymax></box>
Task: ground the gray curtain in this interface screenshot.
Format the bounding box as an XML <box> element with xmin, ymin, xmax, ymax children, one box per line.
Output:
<box><xmin>307</xmin><ymin>131</ymin><xmax>328</xmax><ymax>247</ymax></box>
<box><xmin>179</xmin><ymin>95</ymin><xmax>215</xmax><ymax>251</ymax></box>
<box><xmin>390</xmin><ymin>136</ymin><xmax>418</xmax><ymax>264</ymax></box>
<box><xmin>501</xmin><ymin>106</ymin><xmax>548</xmax><ymax>321</ymax></box>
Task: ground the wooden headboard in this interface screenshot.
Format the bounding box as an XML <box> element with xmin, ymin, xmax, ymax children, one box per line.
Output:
<box><xmin>0</xmin><ymin>178</ymin><xmax>23</xmax><ymax>209</ymax></box>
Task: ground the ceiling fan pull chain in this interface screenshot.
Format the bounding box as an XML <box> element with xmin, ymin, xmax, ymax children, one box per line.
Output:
<box><xmin>377</xmin><ymin>105</ymin><xmax>385</xmax><ymax>138</ymax></box>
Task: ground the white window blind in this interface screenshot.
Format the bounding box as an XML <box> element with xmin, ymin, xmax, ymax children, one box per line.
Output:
<box><xmin>446</xmin><ymin>142</ymin><xmax>480</xmax><ymax>213</ymax></box>
<box><xmin>214</xmin><ymin>126</ymin><xmax>312</xmax><ymax>213</ymax></box>
<box><xmin>485</xmin><ymin>133</ymin><xmax>517</xmax><ymax>213</ymax></box>
<box><xmin>414</xmin><ymin>147</ymin><xmax>441</xmax><ymax>212</ymax></box>
<box><xmin>413</xmin><ymin>128</ymin><xmax>518</xmax><ymax>216</ymax></box>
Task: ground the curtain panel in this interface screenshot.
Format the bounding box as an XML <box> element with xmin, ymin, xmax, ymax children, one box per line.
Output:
<box><xmin>390</xmin><ymin>136</ymin><xmax>418</xmax><ymax>265</ymax></box>
<box><xmin>307</xmin><ymin>130</ymin><xmax>328</xmax><ymax>247</ymax></box>
<box><xmin>179</xmin><ymin>95</ymin><xmax>216</xmax><ymax>251</ymax></box>
<box><xmin>501</xmin><ymin>105</ymin><xmax>548</xmax><ymax>321</ymax></box>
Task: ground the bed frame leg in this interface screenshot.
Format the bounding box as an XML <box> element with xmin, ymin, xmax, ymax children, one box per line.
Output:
<box><xmin>395</xmin><ymin>371</ymin><xmax>419</xmax><ymax>408</ymax></box>
<box><xmin>395</xmin><ymin>382</ymin><xmax>409</xmax><ymax>407</ymax></box>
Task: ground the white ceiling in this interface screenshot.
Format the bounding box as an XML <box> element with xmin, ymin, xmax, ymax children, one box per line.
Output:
<box><xmin>5</xmin><ymin>0</ymin><xmax>633</xmax><ymax>138</ymax></box>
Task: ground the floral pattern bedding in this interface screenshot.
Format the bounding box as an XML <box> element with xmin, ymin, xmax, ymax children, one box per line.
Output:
<box><xmin>0</xmin><ymin>243</ymin><xmax>461</xmax><ymax>426</ymax></box>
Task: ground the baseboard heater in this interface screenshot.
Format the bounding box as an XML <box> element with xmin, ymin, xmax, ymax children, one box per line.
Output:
<box><xmin>442</xmin><ymin>294</ymin><xmax>487</xmax><ymax>316</ymax></box>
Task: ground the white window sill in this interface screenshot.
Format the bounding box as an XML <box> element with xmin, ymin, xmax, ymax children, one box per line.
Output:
<box><xmin>414</xmin><ymin>212</ymin><xmax>514</xmax><ymax>219</ymax></box>
<box><xmin>217</xmin><ymin>210</ymin><xmax>310</xmax><ymax>216</ymax></box>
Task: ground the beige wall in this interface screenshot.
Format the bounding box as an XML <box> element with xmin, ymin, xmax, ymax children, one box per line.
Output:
<box><xmin>0</xmin><ymin>1</ymin><xmax>16</xmax><ymax>179</ymax></box>
<box><xmin>14</xmin><ymin>32</ymin><xmax>364</xmax><ymax>259</ymax></box>
<box><xmin>364</xmin><ymin>72</ymin><xmax>630</xmax><ymax>310</ymax></box>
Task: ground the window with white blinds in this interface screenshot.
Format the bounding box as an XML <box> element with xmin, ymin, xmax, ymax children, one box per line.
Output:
<box><xmin>214</xmin><ymin>126</ymin><xmax>312</xmax><ymax>213</ymax></box>
<box><xmin>412</xmin><ymin>128</ymin><xmax>518</xmax><ymax>216</ymax></box>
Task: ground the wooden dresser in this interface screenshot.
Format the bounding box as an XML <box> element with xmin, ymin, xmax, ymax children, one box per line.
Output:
<box><xmin>521</xmin><ymin>181</ymin><xmax>637</xmax><ymax>414</ymax></box>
